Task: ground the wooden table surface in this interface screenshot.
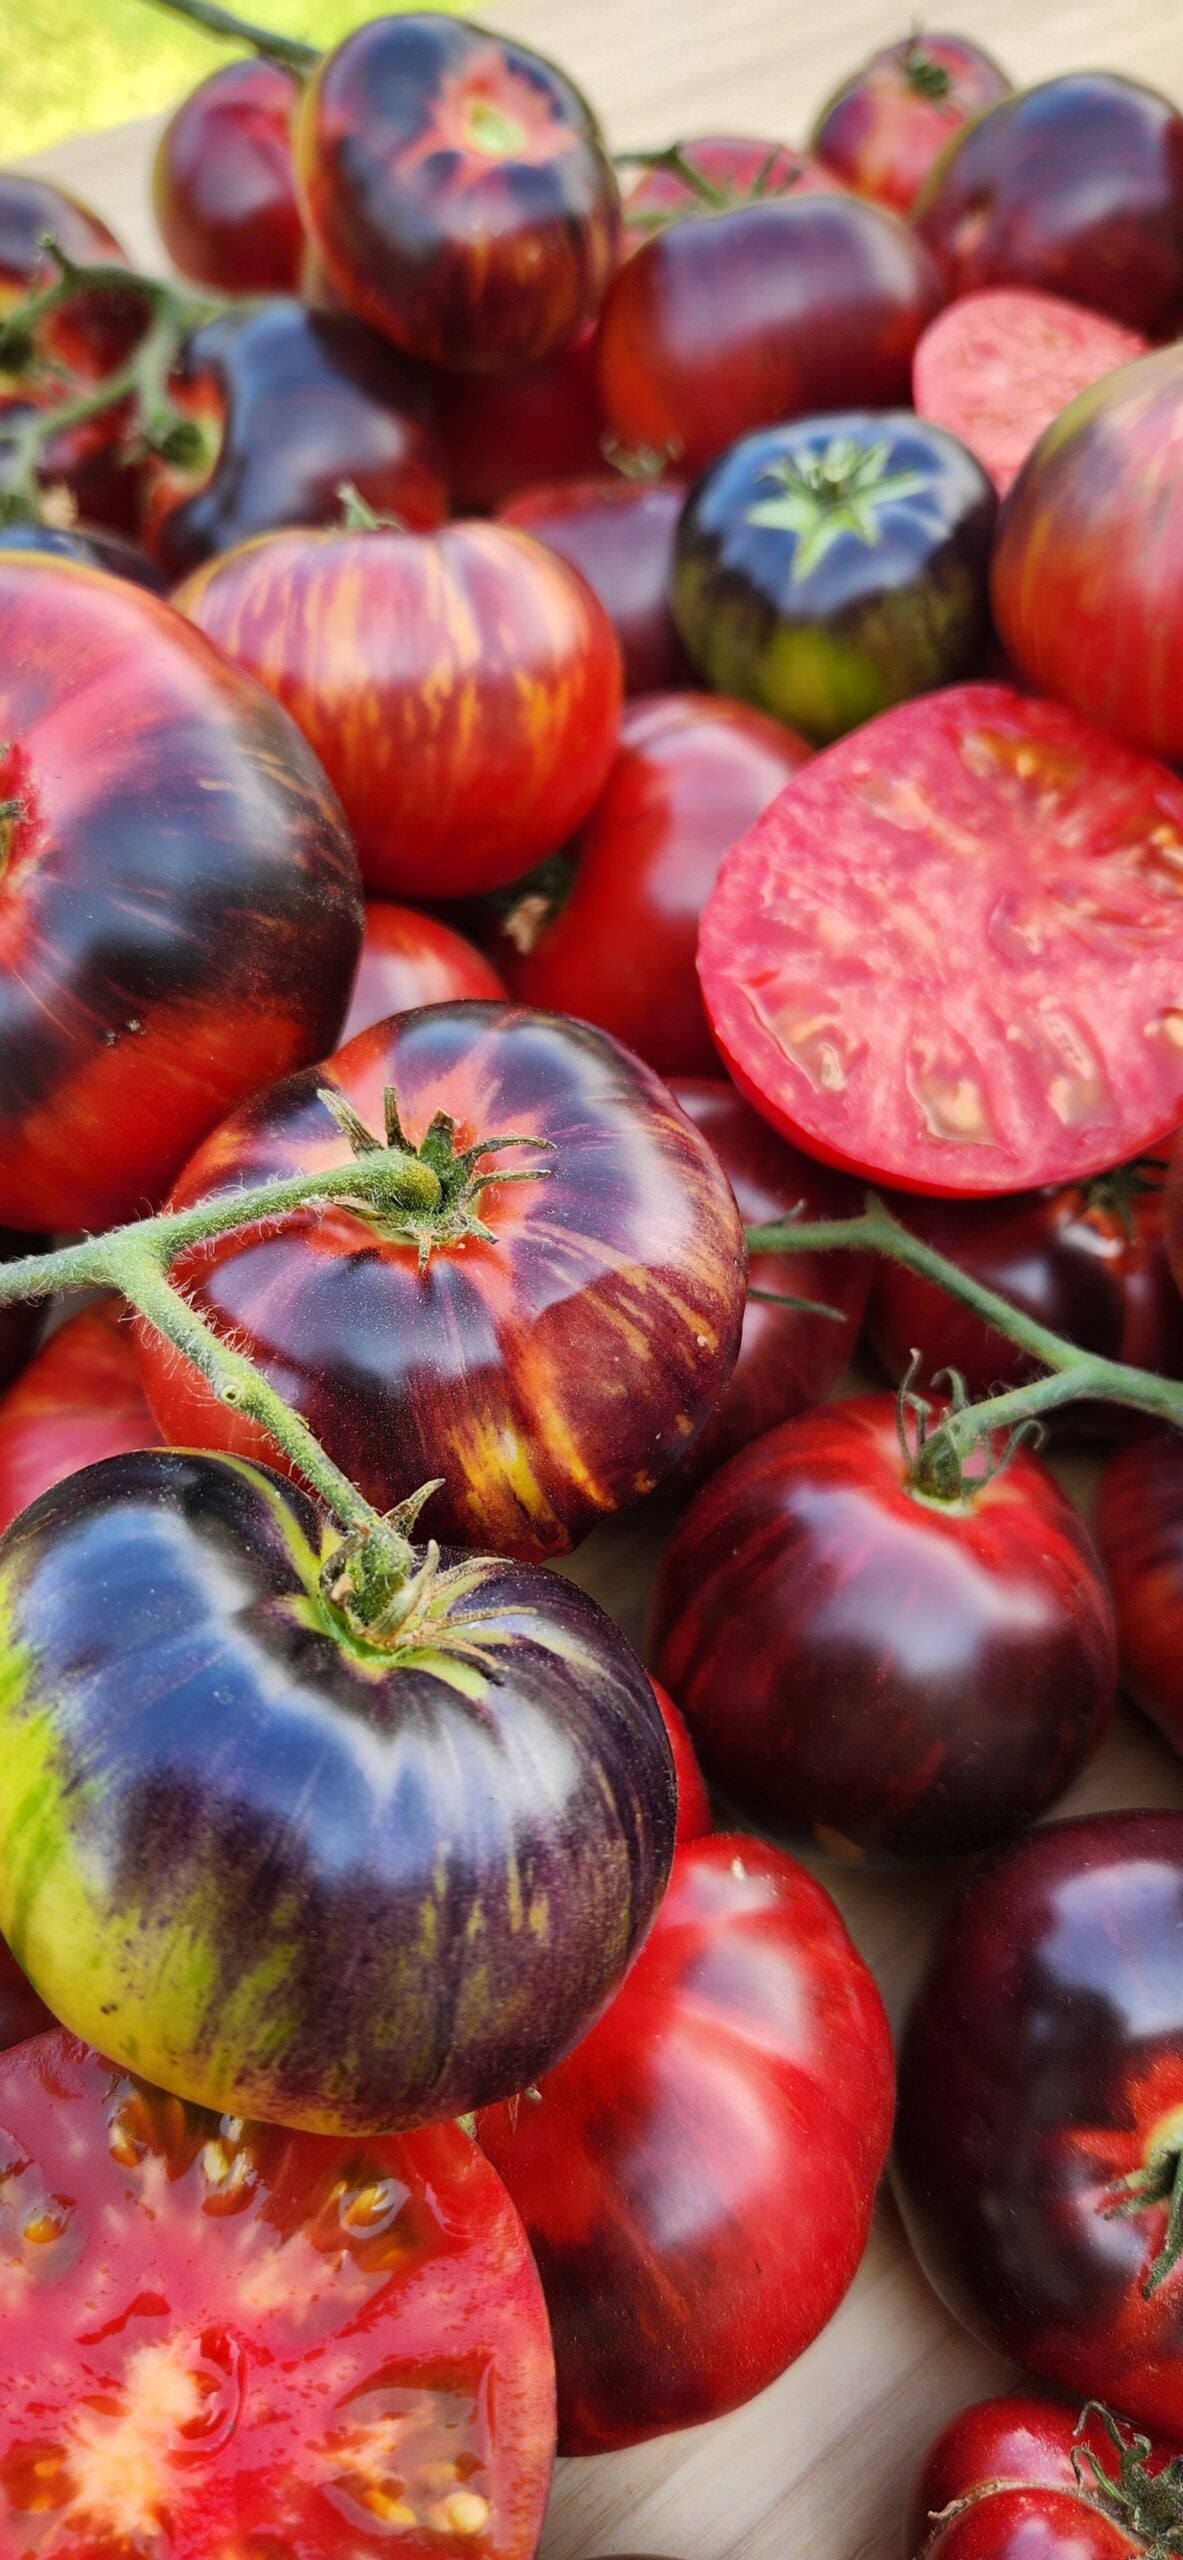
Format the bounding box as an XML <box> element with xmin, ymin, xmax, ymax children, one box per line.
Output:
<box><xmin>14</xmin><ymin>4</ymin><xmax>1183</xmax><ymax>2554</ymax></box>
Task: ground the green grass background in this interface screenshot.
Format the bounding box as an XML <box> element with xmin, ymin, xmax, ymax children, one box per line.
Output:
<box><xmin>2</xmin><ymin>3</ymin><xmax>386</xmax><ymax>158</ymax></box>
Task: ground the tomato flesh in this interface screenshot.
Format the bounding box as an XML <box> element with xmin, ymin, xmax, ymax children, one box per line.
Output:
<box><xmin>913</xmin><ymin>287</ymin><xmax>1148</xmax><ymax>494</ymax></box>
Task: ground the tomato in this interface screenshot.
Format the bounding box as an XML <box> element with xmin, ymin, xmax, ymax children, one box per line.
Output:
<box><xmin>894</xmin><ymin>1812</ymin><xmax>1183</xmax><ymax>2433</ymax></box>
<box><xmin>478</xmin><ymin>1833</ymin><xmax>893</xmax><ymax>2450</ymax></box>
<box><xmin>152</xmin><ymin>59</ymin><xmax>305</xmax><ymax>294</ymax></box>
<box><xmin>296</xmin><ymin>14</ymin><xmax>620</xmax><ymax>373</ymax></box>
<box><xmin>0</xmin><ymin>1232</ymin><xmax>44</xmax><ymax>1398</ymax></box>
<box><xmin>1096</xmin><ymin>1427</ymin><xmax>1183</xmax><ymax>1758</ymax></box>
<box><xmin>699</xmin><ymin>682</ymin><xmax>1183</xmax><ymax>1196</ymax></box>
<box><xmin>651</xmin><ymin>1394</ymin><xmax>1115</xmax><ymax>1865</ymax></box>
<box><xmin>0</xmin><ymin>2028</ymin><xmax>555</xmax><ymax>2559</ymax></box>
<box><xmin>176</xmin><ymin>519</ymin><xmax>621</xmax><ymax>901</ymax></box>
<box><xmin>0</xmin><ymin>170</ymin><xmax>132</xmax><ymax>378</ymax></box>
<box><xmin>652</xmin><ymin>1679</ymin><xmax>712</xmax><ymax>1842</ymax></box>
<box><xmin>672</xmin><ymin>412</ymin><xmax>996</xmax><ymax>743</ymax></box>
<box><xmin>0</xmin><ymin>519</ymin><xmax>162</xmax><ymax>585</ymax></box>
<box><xmin>143</xmin><ymin>301</ymin><xmax>448</xmax><ymax>583</ymax></box>
<box><xmin>907</xmin><ymin>2395</ymin><xmax>1180</xmax><ymax>2560</ymax></box>
<box><xmin>913</xmin><ymin>288</ymin><xmax>1149</xmax><ymax>495</ymax></box>
<box><xmin>0</xmin><ymin>1942</ymin><xmax>52</xmax><ymax>2052</ymax></box>
<box><xmin>430</xmin><ymin>324</ymin><xmax>605</xmax><ymax>512</ymax></box>
<box><xmin>621</xmin><ymin>136</ymin><xmax>844</xmax><ymax>237</ymax></box>
<box><xmin>809</xmin><ymin>35</ymin><xmax>1011</xmax><ymax>215</ymax></box>
<box><xmin>0</xmin><ymin>1448</ymin><xmax>676</xmax><ymax>2132</ymax></box>
<box><xmin>0</xmin><ymin>556</ymin><xmax>362</xmax><ymax>1233</ymax></box>
<box><xmin>992</xmin><ymin>346</ymin><xmax>1183</xmax><ymax>763</ymax></box>
<box><xmin>497</xmin><ymin>477</ymin><xmax>691</xmax><ymax>695</ymax></box>
<box><xmin>0</xmin><ymin>1300</ymin><xmax>159</xmax><ymax>1536</ymax></box>
<box><xmin>343</xmin><ymin>903</ymin><xmax>506</xmax><ymax>1044</ymax></box>
<box><xmin>0</xmin><ymin>384</ymin><xmax>144</xmax><ymax>538</ymax></box>
<box><xmin>868</xmin><ymin>1166</ymin><xmax>1183</xmax><ymax>1407</ymax></box>
<box><xmin>596</xmin><ymin>193</ymin><xmax>941</xmax><ymax>475</ymax></box>
<box><xmin>913</xmin><ymin>75</ymin><xmax>1183</xmax><ymax>336</ymax></box>
<box><xmin>495</xmin><ymin>693</ymin><xmax>808</xmax><ymax>1075</ymax></box>
<box><xmin>669</xmin><ymin>1078</ymin><xmax>871</xmax><ymax>1481</ymax></box>
<box><xmin>135</xmin><ymin>1005</ymin><xmax>747</xmax><ymax>1560</ymax></box>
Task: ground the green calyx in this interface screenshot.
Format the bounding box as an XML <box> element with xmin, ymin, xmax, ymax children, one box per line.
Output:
<box><xmin>318</xmin><ymin>1502</ymin><xmax>507</xmax><ymax>1675</ymax></box>
<box><xmin>901</xmin><ymin>40</ymin><xmax>955</xmax><ymax>102</ymax></box>
<box><xmin>745</xmin><ymin>437</ymin><xmax>929</xmax><ymax>578</ymax></box>
<box><xmin>317</xmin><ymin>1084</ymin><xmax>553</xmax><ymax>1270</ymax></box>
<box><xmin>1104</xmin><ymin>2133</ymin><xmax>1183</xmax><ymax>2299</ymax></box>
<box><xmin>894</xmin><ymin>1353</ymin><xmax>1043</xmax><ymax>1507</ymax></box>
<box><xmin>1073</xmin><ymin>2403</ymin><xmax>1183</xmax><ymax>2558</ymax></box>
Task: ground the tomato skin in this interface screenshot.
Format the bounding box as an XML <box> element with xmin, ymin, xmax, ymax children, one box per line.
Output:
<box><xmin>175</xmin><ymin>521</ymin><xmax>622</xmax><ymax>900</ymax></box>
<box><xmin>496</xmin><ymin>693</ymin><xmax>809</xmax><ymax>1074</ymax></box>
<box><xmin>431</xmin><ymin>324</ymin><xmax>605</xmax><ymax>511</ymax></box>
<box><xmin>498</xmin><ymin>476</ymin><xmax>691</xmax><ymax>695</ymax></box>
<box><xmin>478</xmin><ymin>1833</ymin><xmax>894</xmax><ymax>2451</ymax></box>
<box><xmin>0</xmin><ymin>171</ymin><xmax>132</xmax><ymax>378</ymax></box>
<box><xmin>0</xmin><ymin>1233</ymin><xmax>44</xmax><ymax>1398</ymax></box>
<box><xmin>809</xmin><ymin>36</ymin><xmax>1011</xmax><ymax>216</ymax></box>
<box><xmin>0</xmin><ymin>1300</ymin><xmax>159</xmax><ymax>1536</ymax></box>
<box><xmin>651</xmin><ymin>1679</ymin><xmax>712</xmax><ymax>1841</ymax></box>
<box><xmin>1095</xmin><ymin>1428</ymin><xmax>1183</xmax><ymax>1757</ymax></box>
<box><xmin>913</xmin><ymin>75</ymin><xmax>1183</xmax><ymax>336</ymax></box>
<box><xmin>153</xmin><ymin>58</ymin><xmax>304</xmax><ymax>294</ymax></box>
<box><xmin>907</xmin><ymin>2396</ymin><xmax>1181</xmax><ymax>2560</ymax></box>
<box><xmin>0</xmin><ymin>1939</ymin><xmax>52</xmax><ymax>2051</ymax></box>
<box><xmin>650</xmin><ymin>1396</ymin><xmax>1116</xmax><ymax>1866</ymax></box>
<box><xmin>894</xmin><ymin>1813</ymin><xmax>1183</xmax><ymax>2433</ymax></box>
<box><xmin>144</xmin><ymin>301</ymin><xmax>448</xmax><ymax>582</ymax></box>
<box><xmin>596</xmin><ymin>193</ymin><xmax>942</xmax><ymax>475</ymax></box>
<box><xmin>0</xmin><ymin>518</ymin><xmax>162</xmax><ymax>585</ymax></box>
<box><xmin>669</xmin><ymin>1078</ymin><xmax>870</xmax><ymax>1481</ymax></box>
<box><xmin>0</xmin><ymin>2028</ymin><xmax>556</xmax><ymax>2560</ymax></box>
<box><xmin>0</xmin><ymin>556</ymin><xmax>362</xmax><ymax>1233</ymax></box>
<box><xmin>992</xmin><ymin>347</ymin><xmax>1183</xmax><ymax>763</ymax></box>
<box><xmin>0</xmin><ymin>384</ymin><xmax>145</xmax><ymax>537</ymax></box>
<box><xmin>0</xmin><ymin>1450</ymin><xmax>676</xmax><ymax>2133</ymax></box>
<box><xmin>672</xmin><ymin>412</ymin><xmax>996</xmax><ymax>743</ymax></box>
<box><xmin>296</xmin><ymin>14</ymin><xmax>620</xmax><ymax>374</ymax></box>
<box><xmin>343</xmin><ymin>901</ymin><xmax>506</xmax><ymax>1043</ymax></box>
<box><xmin>622</xmin><ymin>135</ymin><xmax>845</xmax><ymax>235</ymax></box>
<box><xmin>913</xmin><ymin>288</ymin><xmax>1149</xmax><ymax>497</ymax></box>
<box><xmin>136</xmin><ymin>1005</ymin><xmax>747</xmax><ymax>1560</ymax></box>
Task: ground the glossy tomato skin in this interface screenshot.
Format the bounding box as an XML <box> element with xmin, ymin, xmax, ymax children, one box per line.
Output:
<box><xmin>597</xmin><ymin>193</ymin><xmax>942</xmax><ymax>475</ymax></box>
<box><xmin>0</xmin><ymin>1299</ymin><xmax>159</xmax><ymax>1535</ymax></box>
<box><xmin>0</xmin><ymin>1231</ymin><xmax>44</xmax><ymax>1396</ymax></box>
<box><xmin>0</xmin><ymin>1940</ymin><xmax>52</xmax><ymax>2051</ymax></box>
<box><xmin>0</xmin><ymin>170</ymin><xmax>132</xmax><ymax>377</ymax></box>
<box><xmin>431</xmin><ymin>323</ymin><xmax>605</xmax><ymax>511</ymax></box>
<box><xmin>495</xmin><ymin>693</ymin><xmax>809</xmax><ymax>1073</ymax></box>
<box><xmin>343</xmin><ymin>901</ymin><xmax>506</xmax><ymax>1043</ymax></box>
<box><xmin>0</xmin><ymin>517</ymin><xmax>163</xmax><ymax>586</ymax></box>
<box><xmin>993</xmin><ymin>347</ymin><xmax>1183</xmax><ymax>762</ymax></box>
<box><xmin>652</xmin><ymin>1679</ymin><xmax>712</xmax><ymax>1841</ymax></box>
<box><xmin>913</xmin><ymin>76</ymin><xmax>1183</xmax><ymax>335</ymax></box>
<box><xmin>650</xmin><ymin>1396</ymin><xmax>1116</xmax><ymax>1865</ymax></box>
<box><xmin>174</xmin><ymin>521</ymin><xmax>622</xmax><ymax>900</ymax></box>
<box><xmin>153</xmin><ymin>58</ymin><xmax>304</xmax><ymax>294</ymax></box>
<box><xmin>0</xmin><ymin>2028</ymin><xmax>555</xmax><ymax>2560</ymax></box>
<box><xmin>296</xmin><ymin>13</ymin><xmax>620</xmax><ymax>374</ymax></box>
<box><xmin>913</xmin><ymin>287</ymin><xmax>1149</xmax><ymax>496</ymax></box>
<box><xmin>906</xmin><ymin>2397</ymin><xmax>1165</xmax><ymax>2560</ymax></box>
<box><xmin>673</xmin><ymin>412</ymin><xmax>996</xmax><ymax>742</ymax></box>
<box><xmin>810</xmin><ymin>36</ymin><xmax>1011</xmax><ymax>216</ymax></box>
<box><xmin>478</xmin><ymin>1833</ymin><xmax>894</xmax><ymax>2451</ymax></box>
<box><xmin>894</xmin><ymin>1813</ymin><xmax>1183</xmax><ymax>2433</ymax></box>
<box><xmin>0</xmin><ymin>556</ymin><xmax>362</xmax><ymax>1232</ymax></box>
<box><xmin>136</xmin><ymin>1006</ymin><xmax>747</xmax><ymax>1560</ymax></box>
<box><xmin>0</xmin><ymin>1450</ymin><xmax>676</xmax><ymax>2133</ymax></box>
<box><xmin>621</xmin><ymin>136</ymin><xmax>845</xmax><ymax>238</ymax></box>
<box><xmin>669</xmin><ymin>1078</ymin><xmax>871</xmax><ymax>1480</ymax></box>
<box><xmin>497</xmin><ymin>476</ymin><xmax>691</xmax><ymax>694</ymax></box>
<box><xmin>1096</xmin><ymin>1427</ymin><xmax>1183</xmax><ymax>1757</ymax></box>
<box><xmin>144</xmin><ymin>300</ymin><xmax>448</xmax><ymax>582</ymax></box>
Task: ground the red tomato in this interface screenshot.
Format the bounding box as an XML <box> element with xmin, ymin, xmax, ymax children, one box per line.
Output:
<box><xmin>913</xmin><ymin>288</ymin><xmax>1148</xmax><ymax>494</ymax></box>
<box><xmin>495</xmin><ymin>693</ymin><xmax>808</xmax><ymax>1074</ymax></box>
<box><xmin>152</xmin><ymin>59</ymin><xmax>304</xmax><ymax>294</ymax></box>
<box><xmin>699</xmin><ymin>682</ymin><xmax>1183</xmax><ymax>1196</ymax></box>
<box><xmin>596</xmin><ymin>192</ymin><xmax>941</xmax><ymax>474</ymax></box>
<box><xmin>497</xmin><ymin>477</ymin><xmax>690</xmax><ymax>695</ymax></box>
<box><xmin>135</xmin><ymin>1004</ymin><xmax>747</xmax><ymax>1561</ymax></box>
<box><xmin>650</xmin><ymin>1395</ymin><xmax>1116</xmax><ymax>1865</ymax></box>
<box><xmin>651</xmin><ymin>1678</ymin><xmax>712</xmax><ymax>1842</ymax></box>
<box><xmin>0</xmin><ymin>2028</ymin><xmax>555</xmax><ymax>2558</ymax></box>
<box><xmin>430</xmin><ymin>326</ymin><xmax>605</xmax><ymax>512</ymax></box>
<box><xmin>669</xmin><ymin>1078</ymin><xmax>871</xmax><ymax>1480</ymax></box>
<box><xmin>621</xmin><ymin>136</ymin><xmax>844</xmax><ymax>236</ymax></box>
<box><xmin>0</xmin><ymin>1232</ymin><xmax>43</xmax><ymax>1398</ymax></box>
<box><xmin>0</xmin><ymin>383</ymin><xmax>143</xmax><ymax>539</ymax></box>
<box><xmin>343</xmin><ymin>903</ymin><xmax>506</xmax><ymax>1044</ymax></box>
<box><xmin>175</xmin><ymin>521</ymin><xmax>622</xmax><ymax>900</ymax></box>
<box><xmin>913</xmin><ymin>74</ymin><xmax>1183</xmax><ymax>335</ymax></box>
<box><xmin>894</xmin><ymin>1812</ymin><xmax>1183</xmax><ymax>2435</ymax></box>
<box><xmin>0</xmin><ymin>1943</ymin><xmax>51</xmax><ymax>2052</ymax></box>
<box><xmin>0</xmin><ymin>170</ymin><xmax>132</xmax><ymax>379</ymax></box>
<box><xmin>478</xmin><ymin>1833</ymin><xmax>893</xmax><ymax>2450</ymax></box>
<box><xmin>0</xmin><ymin>1299</ymin><xmax>160</xmax><ymax>1535</ymax></box>
<box><xmin>993</xmin><ymin>346</ymin><xmax>1183</xmax><ymax>763</ymax></box>
<box><xmin>1096</xmin><ymin>1426</ymin><xmax>1183</xmax><ymax>1758</ymax></box>
<box><xmin>809</xmin><ymin>35</ymin><xmax>1011</xmax><ymax>215</ymax></box>
<box><xmin>0</xmin><ymin>556</ymin><xmax>362</xmax><ymax>1233</ymax></box>
<box><xmin>907</xmin><ymin>2396</ymin><xmax>1176</xmax><ymax>2560</ymax></box>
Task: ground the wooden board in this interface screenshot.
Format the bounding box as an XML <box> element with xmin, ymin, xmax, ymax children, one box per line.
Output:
<box><xmin>13</xmin><ymin>10</ymin><xmax>1183</xmax><ymax>2552</ymax></box>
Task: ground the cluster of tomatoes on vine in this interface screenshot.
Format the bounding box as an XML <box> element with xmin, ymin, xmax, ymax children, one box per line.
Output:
<box><xmin>6</xmin><ymin>3</ymin><xmax>1183</xmax><ymax>2556</ymax></box>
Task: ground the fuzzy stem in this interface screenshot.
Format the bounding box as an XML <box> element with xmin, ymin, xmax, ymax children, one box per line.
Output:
<box><xmin>142</xmin><ymin>0</ymin><xmax>319</xmax><ymax>72</ymax></box>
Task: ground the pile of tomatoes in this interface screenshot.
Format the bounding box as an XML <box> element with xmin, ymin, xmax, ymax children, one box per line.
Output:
<box><xmin>6</xmin><ymin>7</ymin><xmax>1183</xmax><ymax>2557</ymax></box>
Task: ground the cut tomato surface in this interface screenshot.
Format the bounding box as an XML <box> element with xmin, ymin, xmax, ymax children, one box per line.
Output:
<box><xmin>699</xmin><ymin>683</ymin><xmax>1183</xmax><ymax>1195</ymax></box>
<box><xmin>913</xmin><ymin>287</ymin><xmax>1147</xmax><ymax>492</ymax></box>
<box><xmin>0</xmin><ymin>2031</ymin><xmax>555</xmax><ymax>2560</ymax></box>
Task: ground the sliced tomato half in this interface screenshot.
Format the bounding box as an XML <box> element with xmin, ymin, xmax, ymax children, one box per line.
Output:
<box><xmin>913</xmin><ymin>286</ymin><xmax>1147</xmax><ymax>492</ymax></box>
<box><xmin>0</xmin><ymin>2031</ymin><xmax>555</xmax><ymax>2560</ymax></box>
<box><xmin>698</xmin><ymin>682</ymin><xmax>1183</xmax><ymax>1195</ymax></box>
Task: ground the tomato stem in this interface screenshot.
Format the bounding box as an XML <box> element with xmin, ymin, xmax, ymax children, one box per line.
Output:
<box><xmin>139</xmin><ymin>0</ymin><xmax>320</xmax><ymax>74</ymax></box>
<box><xmin>0</xmin><ymin>252</ymin><xmax>218</xmax><ymax>527</ymax></box>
